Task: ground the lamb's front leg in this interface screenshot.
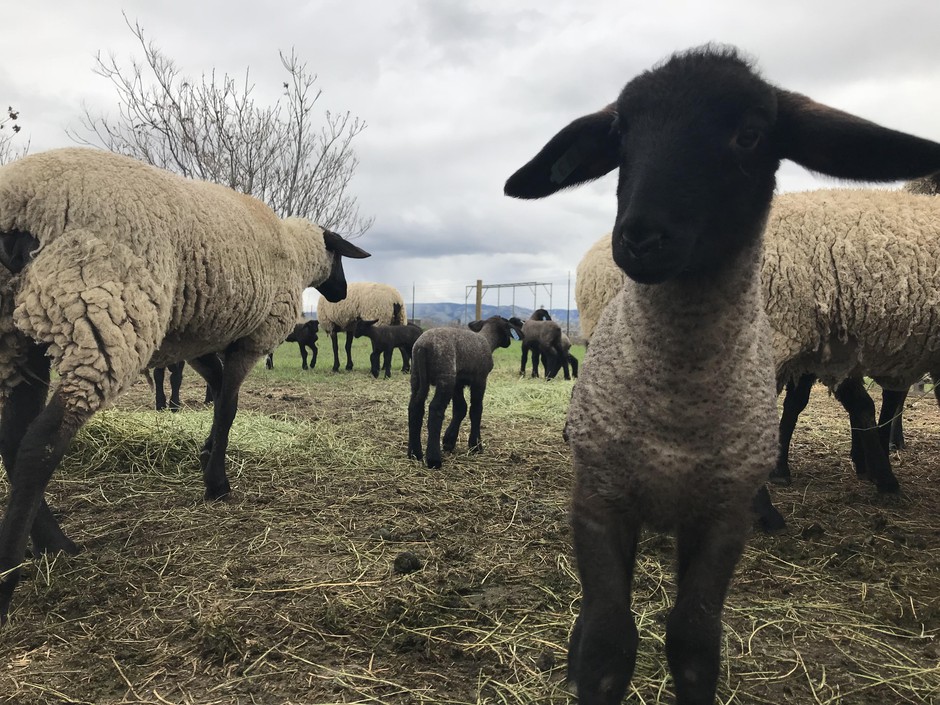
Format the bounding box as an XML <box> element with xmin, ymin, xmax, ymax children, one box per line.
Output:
<box><xmin>567</xmin><ymin>489</ymin><xmax>640</xmax><ymax>705</ymax></box>
<box><xmin>666</xmin><ymin>517</ymin><xmax>748</xmax><ymax>705</ymax></box>
<box><xmin>466</xmin><ymin>380</ymin><xmax>487</xmax><ymax>453</ymax></box>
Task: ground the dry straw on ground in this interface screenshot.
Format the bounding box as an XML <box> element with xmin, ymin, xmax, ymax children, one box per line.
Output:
<box><xmin>1</xmin><ymin>341</ymin><xmax>938</xmax><ymax>704</ymax></box>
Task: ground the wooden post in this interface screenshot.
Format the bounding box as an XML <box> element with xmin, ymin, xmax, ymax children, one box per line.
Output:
<box><xmin>475</xmin><ymin>279</ymin><xmax>483</xmax><ymax>322</ymax></box>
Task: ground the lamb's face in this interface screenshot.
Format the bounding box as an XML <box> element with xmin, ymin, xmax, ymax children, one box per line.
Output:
<box><xmin>608</xmin><ymin>53</ymin><xmax>780</xmax><ymax>284</ymax></box>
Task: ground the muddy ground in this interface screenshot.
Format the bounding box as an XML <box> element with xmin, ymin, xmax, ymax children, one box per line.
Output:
<box><xmin>0</xmin><ymin>341</ymin><xmax>937</xmax><ymax>704</ymax></box>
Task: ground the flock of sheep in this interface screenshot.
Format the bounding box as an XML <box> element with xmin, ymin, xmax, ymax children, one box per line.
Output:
<box><xmin>1</xmin><ymin>43</ymin><xmax>940</xmax><ymax>705</ymax></box>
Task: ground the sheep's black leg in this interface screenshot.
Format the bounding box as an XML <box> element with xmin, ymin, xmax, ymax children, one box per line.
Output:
<box><xmin>298</xmin><ymin>342</ymin><xmax>308</xmax><ymax>370</ymax></box>
<box><xmin>153</xmin><ymin>366</ymin><xmax>168</xmax><ymax>410</ymax></box>
<box><xmin>369</xmin><ymin>349</ymin><xmax>381</xmax><ymax>378</ymax></box>
<box><xmin>442</xmin><ymin>384</ymin><xmax>467</xmax><ymax>452</ymax></box>
<box><xmin>519</xmin><ymin>345</ymin><xmax>529</xmax><ymax>377</ymax></box>
<box><xmin>753</xmin><ymin>484</ymin><xmax>786</xmax><ymax>533</ymax></box>
<box><xmin>0</xmin><ymin>345</ymin><xmax>77</xmax><ymax>557</ymax></box>
<box><xmin>880</xmin><ymin>387</ymin><xmax>908</xmax><ymax>451</ymax></box>
<box><xmin>330</xmin><ymin>332</ymin><xmax>341</xmax><ymax>372</ymax></box>
<box><xmin>666</xmin><ymin>519</ymin><xmax>746</xmax><ymax>705</ymax></box>
<box><xmin>344</xmin><ymin>331</ymin><xmax>354</xmax><ymax>371</ymax></box>
<box><xmin>407</xmin><ymin>381</ymin><xmax>429</xmax><ymax>462</ymax></box>
<box><xmin>567</xmin><ymin>490</ymin><xmax>640</xmax><ymax>705</ymax></box>
<box><xmin>187</xmin><ymin>353</ymin><xmax>227</xmax><ymax>490</ymax></box>
<box><xmin>772</xmin><ymin>373</ymin><xmax>814</xmax><ymax>485</ymax></box>
<box><xmin>530</xmin><ymin>347</ymin><xmax>541</xmax><ymax>378</ymax></box>
<box><xmin>834</xmin><ymin>377</ymin><xmax>899</xmax><ymax>493</ymax></box>
<box><xmin>197</xmin><ymin>346</ymin><xmax>259</xmax><ymax>500</ymax></box>
<box><xmin>265</xmin><ymin>353</ymin><xmax>274</xmax><ymax>370</ymax></box>
<box><xmin>168</xmin><ymin>361</ymin><xmax>184</xmax><ymax>412</ymax></box>
<box><xmin>310</xmin><ymin>344</ymin><xmax>318</xmax><ymax>370</ymax></box>
<box><xmin>424</xmin><ymin>384</ymin><xmax>453</xmax><ymax>469</ymax></box>
<box><xmin>556</xmin><ymin>343</ymin><xmax>571</xmax><ymax>380</ymax></box>
<box><xmin>466</xmin><ymin>381</ymin><xmax>486</xmax><ymax>453</ymax></box>
<box><xmin>0</xmin><ymin>390</ymin><xmax>90</xmax><ymax>621</ymax></box>
<box><xmin>400</xmin><ymin>345</ymin><xmax>411</xmax><ymax>373</ymax></box>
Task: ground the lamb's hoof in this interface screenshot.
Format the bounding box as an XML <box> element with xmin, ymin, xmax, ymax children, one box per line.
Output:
<box><xmin>204</xmin><ymin>482</ymin><xmax>231</xmax><ymax>501</ymax></box>
<box><xmin>32</xmin><ymin>534</ymin><xmax>80</xmax><ymax>557</ymax></box>
<box><xmin>426</xmin><ymin>457</ymin><xmax>442</xmax><ymax>469</ymax></box>
<box><xmin>345</xmin><ymin>364</ymin><xmax>354</xmax><ymax>371</ymax></box>
<box><xmin>757</xmin><ymin>509</ymin><xmax>787</xmax><ymax>534</ymax></box>
<box><xmin>408</xmin><ymin>450</ymin><xmax>423</xmax><ymax>462</ymax></box>
<box><xmin>469</xmin><ymin>443</ymin><xmax>483</xmax><ymax>455</ymax></box>
<box><xmin>875</xmin><ymin>477</ymin><xmax>901</xmax><ymax>494</ymax></box>
<box><xmin>768</xmin><ymin>467</ymin><xmax>792</xmax><ymax>486</ymax></box>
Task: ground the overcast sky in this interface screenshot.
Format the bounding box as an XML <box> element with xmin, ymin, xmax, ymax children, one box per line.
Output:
<box><xmin>3</xmin><ymin>1</ymin><xmax>939</xmax><ymax>312</ymax></box>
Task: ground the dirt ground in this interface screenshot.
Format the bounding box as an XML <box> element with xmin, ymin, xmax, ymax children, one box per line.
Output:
<box><xmin>0</xmin><ymin>343</ymin><xmax>938</xmax><ymax>704</ymax></box>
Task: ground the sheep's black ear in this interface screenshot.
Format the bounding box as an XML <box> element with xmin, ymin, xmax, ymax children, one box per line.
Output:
<box><xmin>505</xmin><ymin>105</ymin><xmax>620</xmax><ymax>199</ymax></box>
<box><xmin>774</xmin><ymin>90</ymin><xmax>940</xmax><ymax>182</ymax></box>
<box><xmin>468</xmin><ymin>320</ymin><xmax>485</xmax><ymax>332</ymax></box>
<box><xmin>324</xmin><ymin>229</ymin><xmax>370</xmax><ymax>259</ymax></box>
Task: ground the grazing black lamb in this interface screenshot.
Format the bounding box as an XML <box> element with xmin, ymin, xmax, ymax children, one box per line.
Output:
<box><xmin>407</xmin><ymin>316</ymin><xmax>519</xmax><ymax>468</ymax></box>
<box><xmin>510</xmin><ymin>309</ymin><xmax>572</xmax><ymax>380</ymax></box>
<box><xmin>504</xmin><ymin>44</ymin><xmax>940</xmax><ymax>705</ymax></box>
<box><xmin>353</xmin><ymin>319</ymin><xmax>423</xmax><ymax>378</ymax></box>
<box><xmin>265</xmin><ymin>320</ymin><xmax>320</xmax><ymax>370</ymax></box>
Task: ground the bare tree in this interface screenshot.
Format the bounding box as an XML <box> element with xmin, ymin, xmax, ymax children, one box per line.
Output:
<box><xmin>70</xmin><ymin>17</ymin><xmax>372</xmax><ymax>236</ymax></box>
<box><xmin>0</xmin><ymin>106</ymin><xmax>28</xmax><ymax>165</ymax></box>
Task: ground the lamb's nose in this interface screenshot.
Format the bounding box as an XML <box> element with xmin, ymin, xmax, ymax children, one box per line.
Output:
<box><xmin>623</xmin><ymin>230</ymin><xmax>665</xmax><ymax>258</ymax></box>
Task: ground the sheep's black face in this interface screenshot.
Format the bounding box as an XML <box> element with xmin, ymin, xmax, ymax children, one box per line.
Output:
<box><xmin>315</xmin><ymin>230</ymin><xmax>370</xmax><ymax>302</ymax></box>
<box><xmin>610</xmin><ymin>51</ymin><xmax>780</xmax><ymax>283</ymax></box>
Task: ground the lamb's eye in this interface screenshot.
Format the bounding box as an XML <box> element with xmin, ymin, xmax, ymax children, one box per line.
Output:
<box><xmin>734</xmin><ymin>127</ymin><xmax>761</xmax><ymax>151</ymax></box>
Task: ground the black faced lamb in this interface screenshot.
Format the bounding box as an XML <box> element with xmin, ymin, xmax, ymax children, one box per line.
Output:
<box><xmin>265</xmin><ymin>319</ymin><xmax>319</xmax><ymax>370</ymax></box>
<box><xmin>504</xmin><ymin>45</ymin><xmax>940</xmax><ymax>705</ymax></box>
<box><xmin>353</xmin><ymin>318</ymin><xmax>423</xmax><ymax>378</ymax></box>
<box><xmin>407</xmin><ymin>316</ymin><xmax>518</xmax><ymax>468</ymax></box>
<box><xmin>0</xmin><ymin>147</ymin><xmax>369</xmax><ymax>620</ymax></box>
<box><xmin>317</xmin><ymin>282</ymin><xmax>406</xmax><ymax>372</ymax></box>
<box><xmin>511</xmin><ymin>309</ymin><xmax>572</xmax><ymax>380</ymax></box>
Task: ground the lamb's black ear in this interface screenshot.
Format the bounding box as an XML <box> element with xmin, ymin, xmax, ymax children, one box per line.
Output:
<box><xmin>324</xmin><ymin>229</ymin><xmax>370</xmax><ymax>259</ymax></box>
<box><xmin>468</xmin><ymin>320</ymin><xmax>485</xmax><ymax>332</ymax></box>
<box><xmin>774</xmin><ymin>90</ymin><xmax>940</xmax><ymax>182</ymax></box>
<box><xmin>505</xmin><ymin>105</ymin><xmax>620</xmax><ymax>199</ymax></box>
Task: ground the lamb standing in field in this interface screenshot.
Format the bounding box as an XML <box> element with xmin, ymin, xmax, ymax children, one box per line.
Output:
<box><xmin>0</xmin><ymin>147</ymin><xmax>369</xmax><ymax>620</ymax></box>
<box><xmin>265</xmin><ymin>319</ymin><xmax>320</xmax><ymax>370</ymax></box>
<box><xmin>407</xmin><ymin>316</ymin><xmax>518</xmax><ymax>468</ymax></box>
<box><xmin>353</xmin><ymin>318</ymin><xmax>423</xmax><ymax>378</ymax></box>
<box><xmin>504</xmin><ymin>45</ymin><xmax>940</xmax><ymax>705</ymax></box>
<box><xmin>317</xmin><ymin>283</ymin><xmax>406</xmax><ymax>372</ymax></box>
<box><xmin>511</xmin><ymin>309</ymin><xmax>572</xmax><ymax>380</ymax></box>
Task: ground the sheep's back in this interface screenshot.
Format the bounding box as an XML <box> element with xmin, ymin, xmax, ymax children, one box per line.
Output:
<box><xmin>317</xmin><ymin>282</ymin><xmax>406</xmax><ymax>333</ymax></box>
<box><xmin>764</xmin><ymin>189</ymin><xmax>940</xmax><ymax>385</ymax></box>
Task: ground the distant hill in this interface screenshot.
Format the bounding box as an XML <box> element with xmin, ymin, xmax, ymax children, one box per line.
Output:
<box><xmin>404</xmin><ymin>303</ymin><xmax>581</xmax><ymax>336</ymax></box>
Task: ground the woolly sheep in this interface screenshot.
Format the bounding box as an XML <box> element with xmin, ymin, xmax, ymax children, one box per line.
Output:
<box><xmin>353</xmin><ymin>319</ymin><xmax>423</xmax><ymax>378</ymax></box>
<box><xmin>575</xmin><ymin>234</ymin><xmax>627</xmax><ymax>342</ymax></box>
<box><xmin>407</xmin><ymin>316</ymin><xmax>519</xmax><ymax>468</ymax></box>
<box><xmin>0</xmin><ymin>147</ymin><xmax>369</xmax><ymax>620</ymax></box>
<box><xmin>317</xmin><ymin>283</ymin><xmax>406</xmax><ymax>372</ymax></box>
<box><xmin>265</xmin><ymin>319</ymin><xmax>320</xmax><ymax>370</ymax></box>
<box><xmin>766</xmin><ymin>188</ymin><xmax>940</xmax><ymax>492</ymax></box>
<box><xmin>503</xmin><ymin>45</ymin><xmax>940</xmax><ymax>705</ymax></box>
<box><xmin>578</xmin><ymin>186</ymin><xmax>940</xmax><ymax>496</ymax></box>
